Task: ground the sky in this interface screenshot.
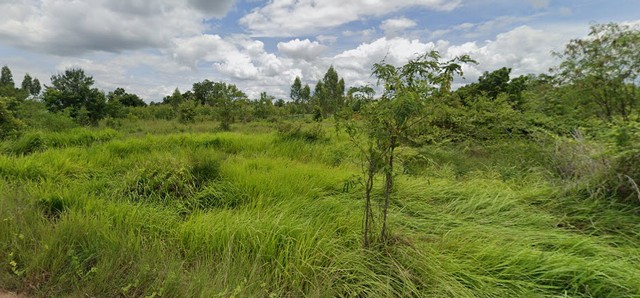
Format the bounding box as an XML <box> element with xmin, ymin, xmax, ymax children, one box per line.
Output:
<box><xmin>0</xmin><ymin>0</ymin><xmax>638</xmax><ymax>102</ymax></box>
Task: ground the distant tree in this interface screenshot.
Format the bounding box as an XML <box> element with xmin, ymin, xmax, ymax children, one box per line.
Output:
<box><xmin>319</xmin><ymin>66</ymin><xmax>345</xmax><ymax>116</ymax></box>
<box><xmin>301</xmin><ymin>84</ymin><xmax>311</xmax><ymax>105</ymax></box>
<box><xmin>163</xmin><ymin>88</ymin><xmax>184</xmax><ymax>109</ymax></box>
<box><xmin>254</xmin><ymin>92</ymin><xmax>275</xmax><ymax>119</ymax></box>
<box><xmin>346</xmin><ymin>85</ymin><xmax>376</xmax><ymax>111</ymax></box>
<box><xmin>553</xmin><ymin>22</ymin><xmax>640</xmax><ymax>121</ymax></box>
<box><xmin>0</xmin><ymin>66</ymin><xmax>14</xmax><ymax>88</ymax></box>
<box><xmin>108</xmin><ymin>87</ymin><xmax>146</xmax><ymax>107</ymax></box>
<box><xmin>313</xmin><ymin>80</ymin><xmax>326</xmax><ymax>117</ymax></box>
<box><xmin>290</xmin><ymin>76</ymin><xmax>303</xmax><ymax>104</ymax></box>
<box><xmin>192</xmin><ymin>80</ymin><xmax>246</xmax><ymax>106</ymax></box>
<box><xmin>21</xmin><ymin>74</ymin><xmax>33</xmax><ymax>94</ymax></box>
<box><xmin>478</xmin><ymin>67</ymin><xmax>511</xmax><ymax>99</ymax></box>
<box><xmin>42</xmin><ymin>68</ymin><xmax>106</xmax><ymax>125</ymax></box>
<box><xmin>31</xmin><ymin>78</ymin><xmax>41</xmax><ymax>96</ymax></box>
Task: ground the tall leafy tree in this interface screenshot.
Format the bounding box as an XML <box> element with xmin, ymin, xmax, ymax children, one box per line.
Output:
<box><xmin>290</xmin><ymin>76</ymin><xmax>303</xmax><ymax>104</ymax></box>
<box><xmin>31</xmin><ymin>78</ymin><xmax>41</xmax><ymax>96</ymax></box>
<box><xmin>42</xmin><ymin>68</ymin><xmax>106</xmax><ymax>125</ymax></box>
<box><xmin>320</xmin><ymin>66</ymin><xmax>345</xmax><ymax>116</ymax></box>
<box><xmin>301</xmin><ymin>84</ymin><xmax>311</xmax><ymax>105</ymax></box>
<box><xmin>553</xmin><ymin>22</ymin><xmax>640</xmax><ymax>121</ymax></box>
<box><xmin>0</xmin><ymin>66</ymin><xmax>14</xmax><ymax>88</ymax></box>
<box><xmin>21</xmin><ymin>74</ymin><xmax>33</xmax><ymax>93</ymax></box>
<box><xmin>19</xmin><ymin>74</ymin><xmax>41</xmax><ymax>97</ymax></box>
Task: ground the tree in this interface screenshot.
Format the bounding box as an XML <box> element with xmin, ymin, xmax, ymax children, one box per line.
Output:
<box><xmin>319</xmin><ymin>66</ymin><xmax>345</xmax><ymax>116</ymax></box>
<box><xmin>553</xmin><ymin>22</ymin><xmax>640</xmax><ymax>121</ymax></box>
<box><xmin>0</xmin><ymin>66</ymin><xmax>28</xmax><ymax>101</ymax></box>
<box><xmin>31</xmin><ymin>78</ymin><xmax>41</xmax><ymax>96</ymax></box>
<box><xmin>164</xmin><ymin>88</ymin><xmax>184</xmax><ymax>109</ymax></box>
<box><xmin>21</xmin><ymin>74</ymin><xmax>33</xmax><ymax>94</ymax></box>
<box><xmin>342</xmin><ymin>50</ymin><xmax>476</xmax><ymax>247</ymax></box>
<box><xmin>313</xmin><ymin>80</ymin><xmax>325</xmax><ymax>117</ymax></box>
<box><xmin>108</xmin><ymin>87</ymin><xmax>146</xmax><ymax>107</ymax></box>
<box><xmin>42</xmin><ymin>68</ymin><xmax>106</xmax><ymax>125</ymax></box>
<box><xmin>254</xmin><ymin>92</ymin><xmax>276</xmax><ymax>119</ymax></box>
<box><xmin>0</xmin><ymin>66</ymin><xmax>14</xmax><ymax>88</ymax></box>
<box><xmin>290</xmin><ymin>76</ymin><xmax>303</xmax><ymax>104</ymax></box>
<box><xmin>301</xmin><ymin>84</ymin><xmax>311</xmax><ymax>105</ymax></box>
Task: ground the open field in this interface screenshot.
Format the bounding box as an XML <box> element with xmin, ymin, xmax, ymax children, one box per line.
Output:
<box><xmin>1</xmin><ymin>119</ymin><xmax>639</xmax><ymax>297</ymax></box>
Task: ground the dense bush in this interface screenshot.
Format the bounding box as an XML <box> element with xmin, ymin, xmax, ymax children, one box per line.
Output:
<box><xmin>0</xmin><ymin>97</ymin><xmax>24</xmax><ymax>140</ymax></box>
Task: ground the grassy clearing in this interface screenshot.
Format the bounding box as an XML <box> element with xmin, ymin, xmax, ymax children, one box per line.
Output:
<box><xmin>1</xmin><ymin>120</ymin><xmax>640</xmax><ymax>297</ymax></box>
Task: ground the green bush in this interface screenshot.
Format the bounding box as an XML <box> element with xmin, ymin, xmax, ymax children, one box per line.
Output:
<box><xmin>178</xmin><ymin>101</ymin><xmax>197</xmax><ymax>124</ymax></box>
<box><xmin>0</xmin><ymin>97</ymin><xmax>25</xmax><ymax>140</ymax></box>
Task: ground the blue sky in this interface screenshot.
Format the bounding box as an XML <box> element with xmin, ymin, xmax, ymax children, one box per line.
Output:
<box><xmin>0</xmin><ymin>0</ymin><xmax>638</xmax><ymax>102</ymax></box>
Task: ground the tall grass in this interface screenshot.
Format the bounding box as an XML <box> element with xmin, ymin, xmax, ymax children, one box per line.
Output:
<box><xmin>1</xmin><ymin>119</ymin><xmax>640</xmax><ymax>297</ymax></box>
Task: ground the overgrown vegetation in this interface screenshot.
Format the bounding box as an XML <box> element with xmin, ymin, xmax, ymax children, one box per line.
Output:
<box><xmin>1</xmin><ymin>22</ymin><xmax>640</xmax><ymax>297</ymax></box>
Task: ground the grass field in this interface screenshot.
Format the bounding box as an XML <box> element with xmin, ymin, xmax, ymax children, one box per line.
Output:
<box><xmin>1</xmin><ymin>119</ymin><xmax>640</xmax><ymax>297</ymax></box>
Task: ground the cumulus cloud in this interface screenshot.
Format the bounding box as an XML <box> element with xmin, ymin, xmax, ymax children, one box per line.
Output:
<box><xmin>0</xmin><ymin>0</ymin><xmax>236</xmax><ymax>55</ymax></box>
<box><xmin>277</xmin><ymin>39</ymin><xmax>328</xmax><ymax>61</ymax></box>
<box><xmin>240</xmin><ymin>0</ymin><xmax>461</xmax><ymax>37</ymax></box>
<box><xmin>380</xmin><ymin>17</ymin><xmax>417</xmax><ymax>37</ymax></box>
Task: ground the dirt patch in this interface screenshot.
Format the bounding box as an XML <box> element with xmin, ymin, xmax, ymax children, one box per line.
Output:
<box><xmin>0</xmin><ymin>289</ymin><xmax>24</xmax><ymax>298</ymax></box>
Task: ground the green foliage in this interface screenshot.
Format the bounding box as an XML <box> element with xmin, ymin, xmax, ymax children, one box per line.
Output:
<box><xmin>0</xmin><ymin>97</ymin><xmax>25</xmax><ymax>140</ymax></box>
<box><xmin>313</xmin><ymin>66</ymin><xmax>346</xmax><ymax>118</ymax></box>
<box><xmin>0</xmin><ymin>65</ymin><xmax>14</xmax><ymax>88</ymax></box>
<box><xmin>43</xmin><ymin>68</ymin><xmax>107</xmax><ymax>125</ymax></box>
<box><xmin>108</xmin><ymin>87</ymin><xmax>146</xmax><ymax>108</ymax></box>
<box><xmin>178</xmin><ymin>100</ymin><xmax>197</xmax><ymax>124</ymax></box>
<box><xmin>553</xmin><ymin>23</ymin><xmax>640</xmax><ymax>121</ymax></box>
<box><xmin>20</xmin><ymin>73</ymin><xmax>41</xmax><ymax>97</ymax></box>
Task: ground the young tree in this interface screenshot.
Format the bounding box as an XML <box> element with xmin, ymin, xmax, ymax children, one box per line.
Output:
<box><xmin>553</xmin><ymin>22</ymin><xmax>640</xmax><ymax>121</ymax></box>
<box><xmin>342</xmin><ymin>50</ymin><xmax>476</xmax><ymax>246</ymax></box>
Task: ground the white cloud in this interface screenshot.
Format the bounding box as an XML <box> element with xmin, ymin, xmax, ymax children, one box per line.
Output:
<box><xmin>380</xmin><ymin>17</ymin><xmax>417</xmax><ymax>37</ymax></box>
<box><xmin>240</xmin><ymin>0</ymin><xmax>461</xmax><ymax>37</ymax></box>
<box><xmin>277</xmin><ymin>39</ymin><xmax>328</xmax><ymax>61</ymax></box>
<box><xmin>0</xmin><ymin>0</ymin><xmax>236</xmax><ymax>55</ymax></box>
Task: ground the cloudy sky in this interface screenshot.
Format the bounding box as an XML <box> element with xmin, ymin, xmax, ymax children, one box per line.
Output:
<box><xmin>0</xmin><ymin>0</ymin><xmax>638</xmax><ymax>102</ymax></box>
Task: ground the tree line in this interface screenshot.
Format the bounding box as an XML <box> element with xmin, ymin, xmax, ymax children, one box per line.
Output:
<box><xmin>1</xmin><ymin>22</ymin><xmax>638</xmax><ymax>139</ymax></box>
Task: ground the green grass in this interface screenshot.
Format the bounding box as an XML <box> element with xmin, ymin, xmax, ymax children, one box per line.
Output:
<box><xmin>1</xmin><ymin>119</ymin><xmax>640</xmax><ymax>297</ymax></box>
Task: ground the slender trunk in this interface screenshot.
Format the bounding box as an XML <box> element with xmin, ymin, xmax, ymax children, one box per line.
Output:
<box><xmin>363</xmin><ymin>151</ymin><xmax>376</xmax><ymax>248</ymax></box>
<box><xmin>380</xmin><ymin>136</ymin><xmax>396</xmax><ymax>241</ymax></box>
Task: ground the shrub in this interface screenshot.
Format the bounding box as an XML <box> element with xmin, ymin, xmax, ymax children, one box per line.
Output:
<box><xmin>178</xmin><ymin>101</ymin><xmax>197</xmax><ymax>124</ymax></box>
<box><xmin>0</xmin><ymin>97</ymin><xmax>25</xmax><ymax>140</ymax></box>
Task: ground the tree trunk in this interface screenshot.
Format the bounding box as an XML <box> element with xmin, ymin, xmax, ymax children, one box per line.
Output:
<box><xmin>380</xmin><ymin>136</ymin><xmax>396</xmax><ymax>242</ymax></box>
<box><xmin>363</xmin><ymin>150</ymin><xmax>376</xmax><ymax>248</ymax></box>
